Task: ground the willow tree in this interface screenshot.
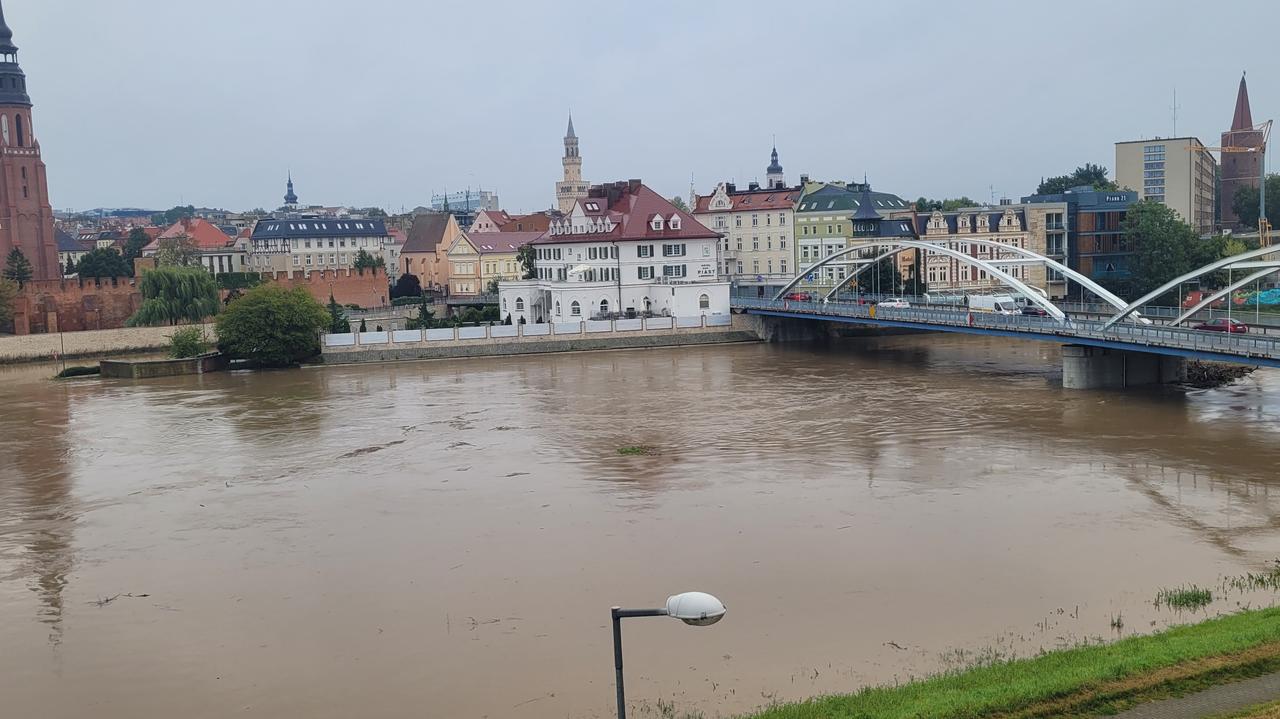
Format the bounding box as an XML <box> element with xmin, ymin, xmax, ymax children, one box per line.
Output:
<box><xmin>125</xmin><ymin>266</ymin><xmax>221</xmax><ymax>326</ymax></box>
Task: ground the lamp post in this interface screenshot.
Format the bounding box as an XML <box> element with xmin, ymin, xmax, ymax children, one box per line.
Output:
<box><xmin>610</xmin><ymin>591</ymin><xmax>726</xmax><ymax>719</ymax></box>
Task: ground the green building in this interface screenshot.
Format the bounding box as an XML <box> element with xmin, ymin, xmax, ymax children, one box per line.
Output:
<box><xmin>793</xmin><ymin>181</ymin><xmax>912</xmax><ymax>289</ymax></box>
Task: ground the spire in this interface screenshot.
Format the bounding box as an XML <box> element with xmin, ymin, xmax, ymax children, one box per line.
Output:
<box><xmin>566</xmin><ymin>112</ymin><xmax>576</xmax><ymax>139</ymax></box>
<box><xmin>852</xmin><ymin>186</ymin><xmax>882</xmax><ymax>221</ymax></box>
<box><xmin>284</xmin><ymin>173</ymin><xmax>298</xmax><ymax>206</ymax></box>
<box><xmin>0</xmin><ymin>0</ymin><xmax>17</xmax><ymax>56</ymax></box>
<box><xmin>767</xmin><ymin>145</ymin><xmax>783</xmax><ymax>174</ymax></box>
<box><xmin>1231</xmin><ymin>72</ymin><xmax>1253</xmax><ymax>131</ymax></box>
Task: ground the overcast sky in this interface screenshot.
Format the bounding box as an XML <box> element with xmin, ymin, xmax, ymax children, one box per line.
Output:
<box><xmin>13</xmin><ymin>0</ymin><xmax>1279</xmax><ymax>214</ymax></box>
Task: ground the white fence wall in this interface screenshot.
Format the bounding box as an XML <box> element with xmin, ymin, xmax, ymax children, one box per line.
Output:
<box><xmin>523</xmin><ymin>323</ymin><xmax>551</xmax><ymax>336</ymax></box>
<box><xmin>393</xmin><ymin>330</ymin><xmax>422</xmax><ymax>343</ymax></box>
<box><xmin>360</xmin><ymin>331</ymin><xmax>389</xmax><ymax>344</ymax></box>
<box><xmin>707</xmin><ymin>315</ymin><xmax>732</xmax><ymax>327</ymax></box>
<box><xmin>491</xmin><ymin>325</ymin><xmax>519</xmax><ymax>338</ymax></box>
<box><xmin>585</xmin><ymin>320</ymin><xmax>613</xmax><ymax>333</ymax></box>
<box><xmin>458</xmin><ymin>327</ymin><xmax>487</xmax><ymax>340</ymax></box>
<box><xmin>322</xmin><ymin>316</ymin><xmax>740</xmax><ymax>352</ymax></box>
<box><xmin>645</xmin><ymin>317</ymin><xmax>673</xmax><ymax>330</ymax></box>
<box><xmin>325</xmin><ymin>333</ymin><xmax>356</xmax><ymax>347</ymax></box>
<box><xmin>676</xmin><ymin>317</ymin><xmax>704</xmax><ymax>329</ymax></box>
<box><xmin>426</xmin><ymin>328</ymin><xmax>456</xmax><ymax>341</ymax></box>
<box><xmin>555</xmin><ymin>322</ymin><xmax>583</xmax><ymax>335</ymax></box>
<box><xmin>615</xmin><ymin>319</ymin><xmax>643</xmax><ymax>331</ymax></box>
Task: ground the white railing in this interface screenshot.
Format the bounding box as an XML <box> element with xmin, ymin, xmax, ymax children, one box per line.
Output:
<box><xmin>323</xmin><ymin>315</ymin><xmax>733</xmax><ymax>351</ymax></box>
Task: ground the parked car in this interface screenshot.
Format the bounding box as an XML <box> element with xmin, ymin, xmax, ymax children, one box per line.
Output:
<box><xmin>1021</xmin><ymin>305</ymin><xmax>1049</xmax><ymax>317</ymax></box>
<box><xmin>877</xmin><ymin>298</ymin><xmax>910</xmax><ymax>309</ymax></box>
<box><xmin>783</xmin><ymin>292</ymin><xmax>813</xmax><ymax>302</ymax></box>
<box><xmin>1193</xmin><ymin>317</ymin><xmax>1249</xmax><ymax>333</ymax></box>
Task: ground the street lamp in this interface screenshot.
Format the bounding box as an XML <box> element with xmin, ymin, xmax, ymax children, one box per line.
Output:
<box><xmin>610</xmin><ymin>591</ymin><xmax>726</xmax><ymax>719</ymax></box>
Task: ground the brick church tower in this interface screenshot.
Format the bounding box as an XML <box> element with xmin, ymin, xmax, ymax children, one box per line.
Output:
<box><xmin>0</xmin><ymin>1</ymin><xmax>56</xmax><ymax>280</ymax></box>
<box><xmin>1220</xmin><ymin>73</ymin><xmax>1266</xmax><ymax>230</ymax></box>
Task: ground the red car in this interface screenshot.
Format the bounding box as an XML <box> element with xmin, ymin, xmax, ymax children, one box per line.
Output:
<box><xmin>783</xmin><ymin>292</ymin><xmax>812</xmax><ymax>302</ymax></box>
<box><xmin>1193</xmin><ymin>317</ymin><xmax>1249</xmax><ymax>333</ymax></box>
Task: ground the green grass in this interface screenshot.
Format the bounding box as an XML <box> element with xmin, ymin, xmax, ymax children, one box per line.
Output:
<box><xmin>54</xmin><ymin>365</ymin><xmax>100</xmax><ymax>378</ymax></box>
<box><xmin>1213</xmin><ymin>699</ymin><xmax>1280</xmax><ymax>718</ymax></box>
<box><xmin>1155</xmin><ymin>585</ymin><xmax>1215</xmax><ymax>611</ymax></box>
<box><xmin>743</xmin><ymin>607</ymin><xmax>1280</xmax><ymax>719</ymax></box>
<box><xmin>618</xmin><ymin>445</ymin><xmax>657</xmax><ymax>456</ymax></box>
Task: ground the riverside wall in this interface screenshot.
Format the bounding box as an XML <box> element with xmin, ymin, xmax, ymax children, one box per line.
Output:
<box><xmin>0</xmin><ymin>323</ymin><xmax>217</xmax><ymax>364</ymax></box>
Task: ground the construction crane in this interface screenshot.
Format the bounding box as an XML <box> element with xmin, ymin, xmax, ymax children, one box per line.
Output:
<box><xmin>1189</xmin><ymin>119</ymin><xmax>1273</xmax><ymax>246</ymax></box>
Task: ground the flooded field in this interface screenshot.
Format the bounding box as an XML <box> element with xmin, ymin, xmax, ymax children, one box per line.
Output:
<box><xmin>3</xmin><ymin>336</ymin><xmax>1280</xmax><ymax>718</ymax></box>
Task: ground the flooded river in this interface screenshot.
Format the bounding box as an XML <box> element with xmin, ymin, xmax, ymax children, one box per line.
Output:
<box><xmin>4</xmin><ymin>335</ymin><xmax>1280</xmax><ymax>718</ymax></box>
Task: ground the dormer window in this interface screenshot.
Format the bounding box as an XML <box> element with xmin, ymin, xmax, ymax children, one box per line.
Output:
<box><xmin>651</xmin><ymin>216</ymin><xmax>663</xmax><ymax>231</ymax></box>
<box><xmin>585</xmin><ymin>201</ymin><xmax>600</xmax><ymax>212</ymax></box>
<box><xmin>669</xmin><ymin>215</ymin><xmax>681</xmax><ymax>230</ymax></box>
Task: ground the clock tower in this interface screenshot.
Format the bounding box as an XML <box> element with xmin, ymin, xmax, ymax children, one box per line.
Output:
<box><xmin>0</xmin><ymin>1</ymin><xmax>56</xmax><ymax>281</ymax></box>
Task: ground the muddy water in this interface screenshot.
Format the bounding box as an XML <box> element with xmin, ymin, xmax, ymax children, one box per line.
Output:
<box><xmin>3</xmin><ymin>337</ymin><xmax>1280</xmax><ymax>718</ymax></box>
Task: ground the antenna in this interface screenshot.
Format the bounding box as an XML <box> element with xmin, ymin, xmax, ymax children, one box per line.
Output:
<box><xmin>1171</xmin><ymin>87</ymin><xmax>1181</xmax><ymax>137</ymax></box>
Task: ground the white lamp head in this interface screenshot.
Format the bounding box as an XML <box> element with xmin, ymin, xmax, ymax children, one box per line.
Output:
<box><xmin>665</xmin><ymin>592</ymin><xmax>726</xmax><ymax>626</ymax></box>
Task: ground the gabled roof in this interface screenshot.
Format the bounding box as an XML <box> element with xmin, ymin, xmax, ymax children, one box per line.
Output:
<box><xmin>533</xmin><ymin>180</ymin><xmax>717</xmax><ymax>245</ymax></box>
<box><xmin>251</xmin><ymin>217</ymin><xmax>388</xmax><ymax>240</ymax></box>
<box><xmin>1231</xmin><ymin>73</ymin><xmax>1253</xmax><ymax>131</ymax></box>
<box><xmin>693</xmin><ymin>185</ymin><xmax>801</xmax><ymax>213</ymax></box>
<box><xmin>55</xmin><ymin>228</ymin><xmax>82</xmax><ymax>252</ymax></box>
<box><xmin>149</xmin><ymin>218</ymin><xmax>233</xmax><ymax>251</ymax></box>
<box><xmin>500</xmin><ymin>213</ymin><xmax>551</xmax><ymax>233</ymax></box>
<box><xmin>466</xmin><ymin>231</ymin><xmax>543</xmax><ymax>255</ymax></box>
<box><xmin>796</xmin><ymin>183</ymin><xmax>911</xmax><ymax>215</ymax></box>
<box><xmin>403</xmin><ymin>213</ymin><xmax>455</xmax><ymax>254</ymax></box>
<box><xmin>915</xmin><ymin>209</ymin><xmax>1028</xmax><ymax>235</ymax></box>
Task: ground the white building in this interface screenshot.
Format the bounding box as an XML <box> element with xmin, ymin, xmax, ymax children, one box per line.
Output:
<box><xmin>500</xmin><ymin>180</ymin><xmax>729</xmax><ymax>324</ymax></box>
<box><xmin>247</xmin><ymin>217</ymin><xmax>396</xmax><ymax>274</ymax></box>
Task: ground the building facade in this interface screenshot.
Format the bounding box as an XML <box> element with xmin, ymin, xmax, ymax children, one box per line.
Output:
<box><xmin>692</xmin><ymin>180</ymin><xmax>800</xmax><ymax>286</ymax></box>
<box><xmin>500</xmin><ymin>180</ymin><xmax>728</xmax><ymax>324</ymax></box>
<box><xmin>793</xmin><ymin>180</ymin><xmax>912</xmax><ymax>290</ymax></box>
<box><xmin>1116</xmin><ymin>137</ymin><xmax>1216</xmax><ymax>235</ymax></box>
<box><xmin>555</xmin><ymin>114</ymin><xmax>588</xmax><ymax>213</ymax></box>
<box><xmin>247</xmin><ymin>217</ymin><xmax>394</xmax><ymax>274</ymax></box>
<box><xmin>145</xmin><ymin>218</ymin><xmax>246</xmax><ymax>274</ymax></box>
<box><xmin>400</xmin><ymin>212</ymin><xmax>464</xmax><ymax>291</ymax></box>
<box><xmin>1023</xmin><ymin>186</ymin><xmax>1138</xmax><ymax>289</ymax></box>
<box><xmin>914</xmin><ymin>202</ymin><xmax>1068</xmax><ymax>299</ymax></box>
<box><xmin>1221</xmin><ymin>73</ymin><xmax>1266</xmax><ymax>230</ymax></box>
<box><xmin>444</xmin><ymin>231</ymin><xmax>540</xmax><ymax>296</ymax></box>
<box><xmin>0</xmin><ymin>5</ymin><xmax>57</xmax><ymax>280</ymax></box>
<box><xmin>430</xmin><ymin>188</ymin><xmax>499</xmax><ymax>214</ymax></box>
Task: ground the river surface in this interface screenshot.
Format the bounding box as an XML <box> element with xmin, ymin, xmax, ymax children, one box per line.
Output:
<box><xmin>3</xmin><ymin>336</ymin><xmax>1280</xmax><ymax>718</ymax></box>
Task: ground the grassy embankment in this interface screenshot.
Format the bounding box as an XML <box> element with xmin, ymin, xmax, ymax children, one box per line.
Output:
<box><xmin>746</xmin><ymin>606</ymin><xmax>1280</xmax><ymax>719</ymax></box>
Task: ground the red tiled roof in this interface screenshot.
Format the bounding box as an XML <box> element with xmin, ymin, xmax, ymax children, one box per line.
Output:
<box><xmin>499</xmin><ymin>213</ymin><xmax>551</xmax><ymax>233</ymax></box>
<box><xmin>531</xmin><ymin>181</ymin><xmax>717</xmax><ymax>245</ymax></box>
<box><xmin>466</xmin><ymin>231</ymin><xmax>542</xmax><ymax>254</ymax></box>
<box><xmin>388</xmin><ymin>228</ymin><xmax>407</xmax><ymax>246</ymax></box>
<box><xmin>147</xmin><ymin>218</ymin><xmax>232</xmax><ymax>251</ymax></box>
<box><xmin>693</xmin><ymin>187</ymin><xmax>800</xmax><ymax>213</ymax></box>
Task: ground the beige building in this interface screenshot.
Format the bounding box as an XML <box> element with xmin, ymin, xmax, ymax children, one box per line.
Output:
<box><xmin>555</xmin><ymin>114</ymin><xmax>589</xmax><ymax>213</ymax></box>
<box><xmin>443</xmin><ymin>231</ymin><xmax>540</xmax><ymax>296</ymax></box>
<box><xmin>246</xmin><ymin>217</ymin><xmax>395</xmax><ymax>273</ymax></box>
<box><xmin>1116</xmin><ymin>137</ymin><xmax>1216</xmax><ymax>235</ymax></box>
<box><xmin>692</xmin><ymin>180</ymin><xmax>801</xmax><ymax>285</ymax></box>
<box><xmin>915</xmin><ymin>202</ymin><xmax>1069</xmax><ymax>299</ymax></box>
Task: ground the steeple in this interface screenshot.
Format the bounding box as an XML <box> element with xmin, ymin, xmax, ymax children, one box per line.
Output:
<box><xmin>566</xmin><ymin>112</ymin><xmax>576</xmax><ymax>139</ymax></box>
<box><xmin>284</xmin><ymin>173</ymin><xmax>298</xmax><ymax>207</ymax></box>
<box><xmin>852</xmin><ymin>185</ymin><xmax>882</xmax><ymax>221</ymax></box>
<box><xmin>1231</xmin><ymin>72</ymin><xmax>1253</xmax><ymax>131</ymax></box>
<box><xmin>0</xmin><ymin>0</ymin><xmax>29</xmax><ymax>106</ymax></box>
<box><xmin>765</xmin><ymin>143</ymin><xmax>785</xmax><ymax>188</ymax></box>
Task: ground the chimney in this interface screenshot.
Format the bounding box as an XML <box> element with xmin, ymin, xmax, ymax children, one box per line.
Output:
<box><xmin>748</xmin><ymin>181</ymin><xmax>760</xmax><ymax>191</ymax></box>
<box><xmin>800</xmin><ymin>174</ymin><xmax>810</xmax><ymax>185</ymax></box>
<box><xmin>999</xmin><ymin>198</ymin><xmax>1012</xmax><ymax>206</ymax></box>
<box><xmin>628</xmin><ymin>179</ymin><xmax>642</xmax><ymax>192</ymax></box>
<box><xmin>725</xmin><ymin>183</ymin><xmax>736</xmax><ymax>193</ymax></box>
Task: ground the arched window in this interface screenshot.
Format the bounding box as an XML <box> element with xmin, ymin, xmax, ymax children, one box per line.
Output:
<box><xmin>1</xmin><ymin>115</ymin><xmax>8</xmax><ymax>146</ymax></box>
<box><xmin>555</xmin><ymin>301</ymin><xmax>561</xmax><ymax>316</ymax></box>
<box><xmin>699</xmin><ymin>294</ymin><xmax>710</xmax><ymax>310</ymax></box>
<box><xmin>502</xmin><ymin>298</ymin><xmax>508</xmax><ymax>311</ymax></box>
<box><xmin>14</xmin><ymin>113</ymin><xmax>24</xmax><ymax>147</ymax></box>
<box><xmin>515</xmin><ymin>297</ymin><xmax>525</xmax><ymax>311</ymax></box>
<box><xmin>600</xmin><ymin>299</ymin><xmax>609</xmax><ymax>315</ymax></box>
<box><xmin>570</xmin><ymin>300</ymin><xmax>581</xmax><ymax>316</ymax></box>
<box><xmin>644</xmin><ymin>297</ymin><xmax>652</xmax><ymax>312</ymax></box>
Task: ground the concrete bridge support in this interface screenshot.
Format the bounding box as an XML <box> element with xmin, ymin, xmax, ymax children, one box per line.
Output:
<box><xmin>1061</xmin><ymin>345</ymin><xmax>1186</xmax><ymax>390</ymax></box>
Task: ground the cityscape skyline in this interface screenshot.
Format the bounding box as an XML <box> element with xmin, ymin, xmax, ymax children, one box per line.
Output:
<box><xmin>11</xmin><ymin>0</ymin><xmax>1280</xmax><ymax>213</ymax></box>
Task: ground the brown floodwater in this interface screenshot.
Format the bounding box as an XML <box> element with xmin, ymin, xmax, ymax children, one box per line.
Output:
<box><xmin>3</xmin><ymin>336</ymin><xmax>1280</xmax><ymax>718</ymax></box>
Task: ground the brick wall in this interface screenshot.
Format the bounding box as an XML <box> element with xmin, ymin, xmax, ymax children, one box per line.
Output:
<box><xmin>11</xmin><ymin>276</ymin><xmax>143</xmax><ymax>335</ymax></box>
<box><xmin>267</xmin><ymin>267</ymin><xmax>388</xmax><ymax>309</ymax></box>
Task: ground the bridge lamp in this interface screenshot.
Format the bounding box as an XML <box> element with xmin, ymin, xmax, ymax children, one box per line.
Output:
<box><xmin>610</xmin><ymin>592</ymin><xmax>726</xmax><ymax>719</ymax></box>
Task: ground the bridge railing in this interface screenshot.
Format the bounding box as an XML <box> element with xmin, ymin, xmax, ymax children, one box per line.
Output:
<box><xmin>733</xmin><ymin>297</ymin><xmax>1280</xmax><ymax>362</ymax></box>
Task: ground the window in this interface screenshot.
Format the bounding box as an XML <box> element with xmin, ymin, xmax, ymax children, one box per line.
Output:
<box><xmin>662</xmin><ymin>244</ymin><xmax>686</xmax><ymax>257</ymax></box>
<box><xmin>589</xmin><ymin>247</ymin><xmax>598</xmax><ymax>260</ymax></box>
<box><xmin>292</xmin><ymin>256</ymin><xmax>300</xmax><ymax>266</ymax></box>
<box><xmin>638</xmin><ymin>266</ymin><xmax>654</xmax><ymax>280</ymax></box>
<box><xmin>571</xmin><ymin>301</ymin><xmax>581</xmax><ymax>316</ymax></box>
<box><xmin>735</xmin><ymin>217</ymin><xmax>742</xmax><ymax>228</ymax></box>
<box><xmin>736</xmin><ymin>261</ymin><xmax>743</xmax><ymax>274</ymax></box>
<box><xmin>780</xmin><ymin>259</ymin><xmax>787</xmax><ymax>274</ymax></box>
<box><xmin>752</xmin><ymin>237</ymin><xmax>759</xmax><ymax>251</ymax></box>
<box><xmin>600</xmin><ymin>299</ymin><xmax>610</xmax><ymax>315</ymax></box>
<box><xmin>669</xmin><ymin>216</ymin><xmax>681</xmax><ymax>230</ymax></box>
<box><xmin>306</xmin><ymin>255</ymin><xmax>313</xmax><ymax>266</ymax></box>
<box><xmin>502</xmin><ymin>298</ymin><xmax>508</xmax><ymax>311</ymax></box>
<box><xmin>637</xmin><ymin>244</ymin><xmax>654</xmax><ymax>258</ymax></box>
<box><xmin>780</xmin><ymin>237</ymin><xmax>787</xmax><ymax>250</ymax></box>
<box><xmin>556</xmin><ymin>301</ymin><xmax>561</xmax><ymax>315</ymax></box>
<box><xmin>699</xmin><ymin>294</ymin><xmax>710</xmax><ymax>310</ymax></box>
<box><xmin>305</xmin><ymin>240</ymin><xmax>312</xmax><ymax>249</ymax></box>
<box><xmin>662</xmin><ymin>265</ymin><xmax>687</xmax><ymax>278</ymax></box>
<box><xmin>651</xmin><ymin>217</ymin><xmax>663</xmax><ymax>231</ymax></box>
<box><xmin>752</xmin><ymin>259</ymin><xmax>759</xmax><ymax>273</ymax></box>
<box><xmin>752</xmin><ymin>214</ymin><xmax>759</xmax><ymax>227</ymax></box>
<box><xmin>515</xmin><ymin>297</ymin><xmax>525</xmax><ymax>311</ymax></box>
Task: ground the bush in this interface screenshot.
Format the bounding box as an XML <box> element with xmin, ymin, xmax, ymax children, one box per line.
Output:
<box><xmin>216</xmin><ymin>272</ymin><xmax>264</xmax><ymax>291</ymax></box>
<box><xmin>391</xmin><ymin>273</ymin><xmax>422</xmax><ymax>299</ymax></box>
<box><xmin>168</xmin><ymin>326</ymin><xmax>209</xmax><ymax>358</ymax></box>
<box><xmin>126</xmin><ymin>266</ymin><xmax>221</xmax><ymax>327</ymax></box>
<box><xmin>55</xmin><ymin>365</ymin><xmax>100</xmax><ymax>378</ymax></box>
<box><xmin>392</xmin><ymin>295</ymin><xmax>421</xmax><ymax>307</ymax></box>
<box><xmin>215</xmin><ymin>285</ymin><xmax>329</xmax><ymax>366</ymax></box>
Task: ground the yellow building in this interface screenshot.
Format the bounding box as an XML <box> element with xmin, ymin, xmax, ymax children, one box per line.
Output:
<box><xmin>444</xmin><ymin>231</ymin><xmax>542</xmax><ymax>296</ymax></box>
<box><xmin>1116</xmin><ymin>137</ymin><xmax>1217</xmax><ymax>236</ymax></box>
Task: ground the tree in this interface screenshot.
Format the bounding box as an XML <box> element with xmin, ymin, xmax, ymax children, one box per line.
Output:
<box><xmin>486</xmin><ymin>277</ymin><xmax>501</xmax><ymax>295</ymax></box>
<box><xmin>64</xmin><ymin>257</ymin><xmax>76</xmax><ymax>276</ymax></box>
<box><xmin>353</xmin><ymin>249</ymin><xmax>385</xmax><ymax>270</ymax></box>
<box><xmin>1230</xmin><ymin>174</ymin><xmax>1280</xmax><ymax>229</ymax></box>
<box><xmin>390</xmin><ymin>272</ymin><xmax>421</xmax><ymax>299</ymax></box>
<box><xmin>359</xmin><ymin>207</ymin><xmax>388</xmax><ymax>218</ymax></box>
<box><xmin>125</xmin><ymin>265</ymin><xmax>221</xmax><ymax>326</ymax></box>
<box><xmin>407</xmin><ymin>292</ymin><xmax>436</xmax><ymax>329</ymax></box>
<box><xmin>516</xmin><ymin>244</ymin><xmax>536</xmax><ymax>280</ymax></box>
<box><xmin>1116</xmin><ymin>200</ymin><xmax>1214</xmax><ymax>301</ymax></box>
<box><xmin>151</xmin><ymin>205</ymin><xmax>195</xmax><ymax>227</ymax></box>
<box><xmin>1036</xmin><ymin>164</ymin><xmax>1118</xmax><ymax>196</ymax></box>
<box><xmin>855</xmin><ymin>255</ymin><xmax>903</xmax><ymax>296</ymax></box>
<box><xmin>75</xmin><ymin>248</ymin><xmax>132</xmax><ymax>279</ymax></box>
<box><xmin>914</xmin><ymin>197</ymin><xmax>979</xmax><ymax>212</ymax></box>
<box><xmin>122</xmin><ymin>227</ymin><xmax>150</xmax><ymax>267</ymax></box>
<box><xmin>327</xmin><ymin>293</ymin><xmax>350</xmax><ymax>333</ymax></box>
<box><xmin>3</xmin><ymin>248</ymin><xmax>33</xmax><ymax>283</ymax></box>
<box><xmin>0</xmin><ymin>278</ymin><xmax>15</xmax><ymax>328</ymax></box>
<box><xmin>215</xmin><ymin>285</ymin><xmax>329</xmax><ymax>366</ymax></box>
<box><xmin>670</xmin><ymin>196</ymin><xmax>690</xmax><ymax>212</ymax></box>
<box><xmin>154</xmin><ymin>237</ymin><xmax>200</xmax><ymax>267</ymax></box>
<box><xmin>359</xmin><ymin>318</ymin><xmax>367</xmax><ymax>333</ymax></box>
<box><xmin>168</xmin><ymin>326</ymin><xmax>209</xmax><ymax>358</ymax></box>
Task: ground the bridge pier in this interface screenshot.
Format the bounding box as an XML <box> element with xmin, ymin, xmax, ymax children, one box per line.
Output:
<box><xmin>1061</xmin><ymin>345</ymin><xmax>1185</xmax><ymax>390</ymax></box>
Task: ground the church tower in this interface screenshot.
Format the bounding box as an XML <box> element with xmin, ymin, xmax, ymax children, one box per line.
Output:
<box><xmin>766</xmin><ymin>145</ymin><xmax>785</xmax><ymax>189</ymax></box>
<box><xmin>283</xmin><ymin>172</ymin><xmax>299</xmax><ymax>209</ymax></box>
<box><xmin>0</xmin><ymin>1</ymin><xmax>56</xmax><ymax>281</ymax></box>
<box><xmin>1221</xmin><ymin>72</ymin><xmax>1265</xmax><ymax>229</ymax></box>
<box><xmin>555</xmin><ymin>113</ymin><xmax>588</xmax><ymax>213</ymax></box>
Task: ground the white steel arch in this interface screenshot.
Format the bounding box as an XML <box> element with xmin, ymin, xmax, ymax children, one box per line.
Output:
<box><xmin>1171</xmin><ymin>266</ymin><xmax>1280</xmax><ymax>326</ymax></box>
<box><xmin>772</xmin><ymin>239</ymin><xmax>1068</xmax><ymax>322</ymax></box>
<box><xmin>1102</xmin><ymin>245</ymin><xmax>1280</xmax><ymax>330</ymax></box>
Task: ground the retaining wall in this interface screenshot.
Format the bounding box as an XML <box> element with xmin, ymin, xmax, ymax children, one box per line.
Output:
<box><xmin>100</xmin><ymin>352</ymin><xmax>228</xmax><ymax>379</ymax></box>
<box><xmin>0</xmin><ymin>323</ymin><xmax>217</xmax><ymax>363</ymax></box>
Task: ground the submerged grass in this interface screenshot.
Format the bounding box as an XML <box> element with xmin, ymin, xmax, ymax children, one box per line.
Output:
<box><xmin>618</xmin><ymin>445</ymin><xmax>658</xmax><ymax>456</ymax></box>
<box><xmin>1155</xmin><ymin>585</ymin><xmax>1215</xmax><ymax>611</ymax></box>
<box><xmin>743</xmin><ymin>607</ymin><xmax>1280</xmax><ymax>719</ymax></box>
